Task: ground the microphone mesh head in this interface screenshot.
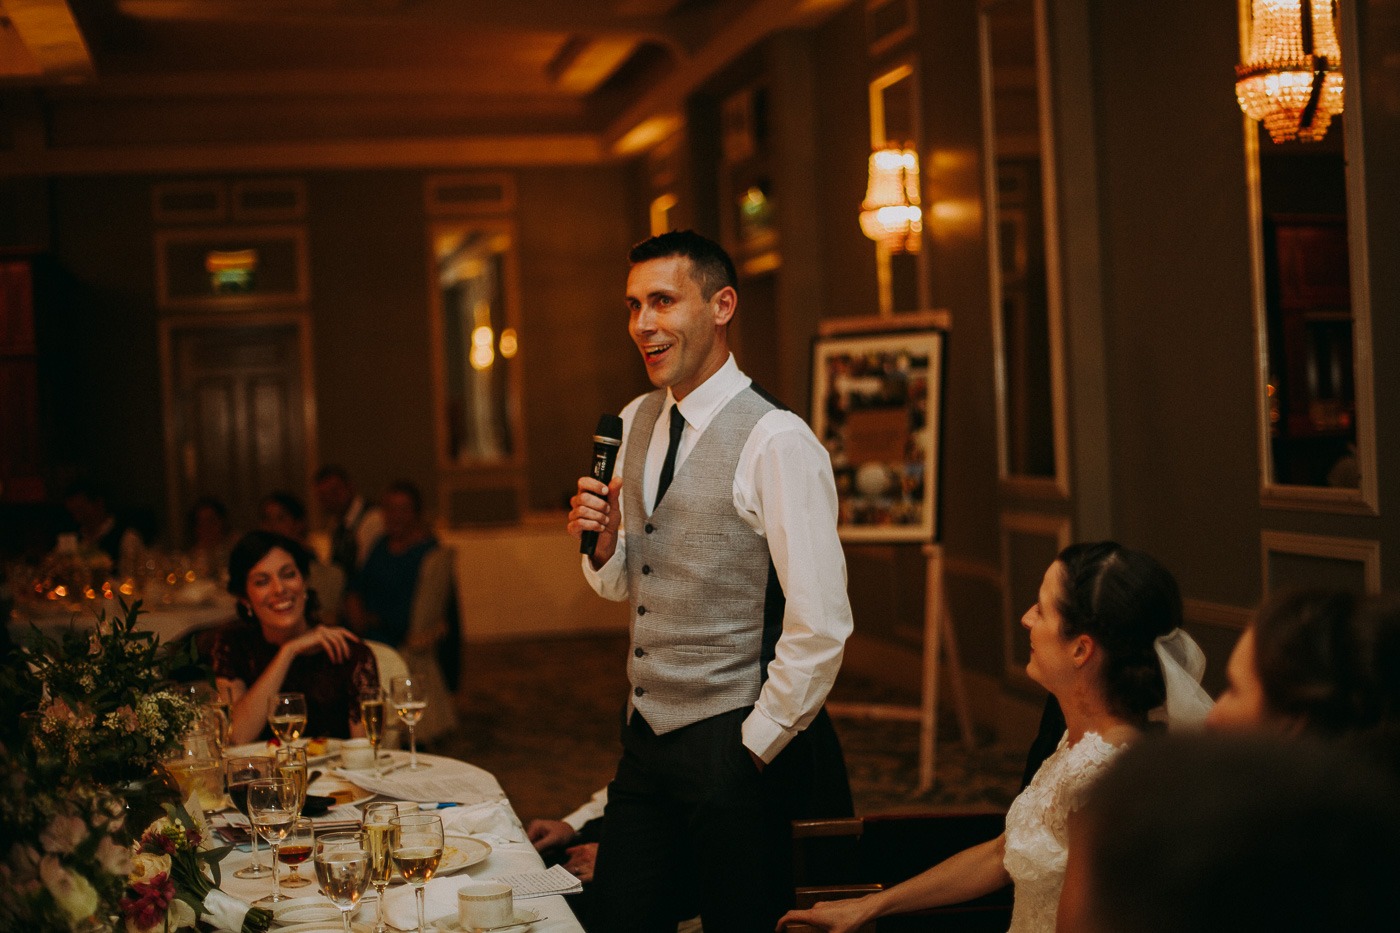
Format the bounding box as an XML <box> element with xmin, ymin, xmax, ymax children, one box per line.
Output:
<box><xmin>594</xmin><ymin>414</ymin><xmax>624</xmax><ymax>442</ymax></box>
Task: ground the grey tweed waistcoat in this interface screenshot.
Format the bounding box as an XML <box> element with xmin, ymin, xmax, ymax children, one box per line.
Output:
<box><xmin>623</xmin><ymin>386</ymin><xmax>780</xmax><ymax>734</ymax></box>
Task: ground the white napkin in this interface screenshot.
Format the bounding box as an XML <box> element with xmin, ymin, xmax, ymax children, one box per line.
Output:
<box><xmin>383</xmin><ymin>874</ymin><xmax>479</xmax><ymax>929</ymax></box>
<box><xmin>440</xmin><ymin>800</ymin><xmax>527</xmax><ymax>844</ymax></box>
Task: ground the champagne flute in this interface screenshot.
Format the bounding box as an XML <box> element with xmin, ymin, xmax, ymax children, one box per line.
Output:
<box><xmin>389</xmin><ymin>676</ymin><xmax>430</xmax><ymax>771</ymax></box>
<box><xmin>226</xmin><ymin>756</ymin><xmax>275</xmax><ymax>878</ymax></box>
<box><xmin>315</xmin><ymin>831</ymin><xmax>371</xmax><ymax>933</ymax></box>
<box><xmin>249</xmin><ymin>776</ymin><xmax>297</xmax><ymax>905</ymax></box>
<box><xmin>359</xmin><ymin>686</ymin><xmax>387</xmax><ymax>776</ymax></box>
<box><xmin>390</xmin><ymin>812</ymin><xmax>444</xmax><ymax>933</ymax></box>
<box><xmin>277</xmin><ymin>817</ymin><xmax>314</xmax><ymax>888</ymax></box>
<box><xmin>268</xmin><ymin>692</ymin><xmax>308</xmax><ymax>745</ymax></box>
<box><xmin>362</xmin><ymin>802</ymin><xmax>400</xmax><ymax>933</ymax></box>
<box><xmin>275</xmin><ymin>745</ymin><xmax>309</xmax><ymax>817</ymax></box>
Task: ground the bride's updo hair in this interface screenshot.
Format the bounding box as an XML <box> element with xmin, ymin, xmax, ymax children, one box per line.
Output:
<box><xmin>1054</xmin><ymin>541</ymin><xmax>1182</xmax><ymax>724</ymax></box>
<box><xmin>227</xmin><ymin>530</ymin><xmax>322</xmax><ymax>626</ymax></box>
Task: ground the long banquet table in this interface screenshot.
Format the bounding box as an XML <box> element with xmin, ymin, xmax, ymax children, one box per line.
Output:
<box><xmin>214</xmin><ymin>749</ymin><xmax>584</xmax><ymax>932</ymax></box>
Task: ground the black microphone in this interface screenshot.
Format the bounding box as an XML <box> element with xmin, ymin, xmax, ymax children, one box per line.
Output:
<box><xmin>580</xmin><ymin>413</ymin><xmax>624</xmax><ymax>557</ymax></box>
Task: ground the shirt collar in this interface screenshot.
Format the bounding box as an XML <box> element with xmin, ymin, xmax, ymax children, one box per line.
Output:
<box><xmin>668</xmin><ymin>354</ymin><xmax>749</xmax><ymax>434</ymax></box>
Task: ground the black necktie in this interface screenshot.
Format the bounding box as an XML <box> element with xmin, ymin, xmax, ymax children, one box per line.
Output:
<box><xmin>655</xmin><ymin>404</ymin><xmax>686</xmax><ymax>507</ymax></box>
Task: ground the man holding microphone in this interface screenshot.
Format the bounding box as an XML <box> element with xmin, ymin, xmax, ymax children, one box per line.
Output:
<box><xmin>567</xmin><ymin>230</ymin><xmax>854</xmax><ymax>931</ymax></box>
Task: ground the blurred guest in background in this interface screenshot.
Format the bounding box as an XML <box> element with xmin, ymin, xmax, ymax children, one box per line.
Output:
<box><xmin>62</xmin><ymin>479</ymin><xmax>144</xmax><ymax>575</ymax></box>
<box><xmin>344</xmin><ymin>480</ymin><xmax>459</xmax><ymax>744</ymax></box>
<box><xmin>185</xmin><ymin>494</ymin><xmax>235</xmax><ymax>581</ymax></box>
<box><xmin>313</xmin><ymin>465</ymin><xmax>383</xmax><ymax>584</ymax></box>
<box><xmin>1062</xmin><ymin>734</ymin><xmax>1400</xmax><ymax>933</ymax></box>
<box><xmin>259</xmin><ymin>490</ymin><xmax>347</xmax><ymax>623</ymax></box>
<box><xmin>1206</xmin><ymin>587</ymin><xmax>1400</xmax><ymax>773</ymax></box>
<box><xmin>214</xmin><ymin>530</ymin><xmax>378</xmax><ymax>743</ymax></box>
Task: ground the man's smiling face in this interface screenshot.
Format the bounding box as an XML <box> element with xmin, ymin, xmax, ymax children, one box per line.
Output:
<box><xmin>626</xmin><ymin>255</ymin><xmax>733</xmax><ymax>401</ymax></box>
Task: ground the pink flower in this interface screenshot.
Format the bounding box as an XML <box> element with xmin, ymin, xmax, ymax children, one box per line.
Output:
<box><xmin>40</xmin><ymin>854</ymin><xmax>100</xmax><ymax>924</ymax></box>
<box><xmin>96</xmin><ymin>836</ymin><xmax>134</xmax><ymax>876</ymax></box>
<box><xmin>40</xmin><ymin>814</ymin><xmax>88</xmax><ymax>855</ymax></box>
<box><xmin>119</xmin><ymin>871</ymin><xmax>175</xmax><ymax>933</ymax></box>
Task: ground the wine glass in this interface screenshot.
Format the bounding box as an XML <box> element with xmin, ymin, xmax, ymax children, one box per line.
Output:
<box><xmin>390</xmin><ymin>812</ymin><xmax>444</xmax><ymax>933</ymax></box>
<box><xmin>163</xmin><ymin>747</ymin><xmax>222</xmax><ymax>821</ymax></box>
<box><xmin>249</xmin><ymin>776</ymin><xmax>297</xmax><ymax>906</ymax></box>
<box><xmin>226</xmin><ymin>756</ymin><xmax>275</xmax><ymax>878</ymax></box>
<box><xmin>362</xmin><ymin>802</ymin><xmax>401</xmax><ymax>933</ymax></box>
<box><xmin>315</xmin><ymin>831</ymin><xmax>371</xmax><ymax>933</ymax></box>
<box><xmin>359</xmin><ymin>685</ymin><xmax>387</xmax><ymax>776</ymax></box>
<box><xmin>278</xmin><ymin>817</ymin><xmax>314</xmax><ymax>888</ymax></box>
<box><xmin>275</xmin><ymin>745</ymin><xmax>309</xmax><ymax>817</ymax></box>
<box><xmin>268</xmin><ymin>692</ymin><xmax>308</xmax><ymax>745</ymax></box>
<box><xmin>389</xmin><ymin>676</ymin><xmax>430</xmax><ymax>772</ymax></box>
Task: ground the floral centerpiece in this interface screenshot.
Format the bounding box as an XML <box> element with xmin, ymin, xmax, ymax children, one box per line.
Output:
<box><xmin>5</xmin><ymin>598</ymin><xmax>200</xmax><ymax>785</ymax></box>
<box><xmin>122</xmin><ymin>803</ymin><xmax>271</xmax><ymax>933</ymax></box>
<box><xmin>0</xmin><ymin>600</ymin><xmax>268</xmax><ymax>931</ymax></box>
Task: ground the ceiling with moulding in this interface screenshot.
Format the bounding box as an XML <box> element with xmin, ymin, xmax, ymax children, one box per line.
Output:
<box><xmin>0</xmin><ymin>0</ymin><xmax>851</xmax><ymax>174</ymax></box>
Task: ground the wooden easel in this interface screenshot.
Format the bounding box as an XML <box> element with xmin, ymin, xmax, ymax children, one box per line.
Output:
<box><xmin>827</xmin><ymin>543</ymin><xmax>974</xmax><ymax>792</ymax></box>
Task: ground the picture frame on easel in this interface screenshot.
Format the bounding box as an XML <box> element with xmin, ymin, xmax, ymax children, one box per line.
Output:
<box><xmin>810</xmin><ymin>317</ymin><xmax>945</xmax><ymax>543</ymax></box>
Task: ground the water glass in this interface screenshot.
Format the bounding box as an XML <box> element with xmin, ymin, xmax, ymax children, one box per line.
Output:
<box><xmin>226</xmin><ymin>755</ymin><xmax>275</xmax><ymax>879</ymax></box>
<box><xmin>390</xmin><ymin>676</ymin><xmax>430</xmax><ymax>772</ymax></box>
<box><xmin>390</xmin><ymin>812</ymin><xmax>444</xmax><ymax>933</ymax></box>
<box><xmin>315</xmin><ymin>831</ymin><xmax>371</xmax><ymax>933</ymax></box>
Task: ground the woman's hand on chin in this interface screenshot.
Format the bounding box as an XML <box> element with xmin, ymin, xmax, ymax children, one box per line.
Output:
<box><xmin>284</xmin><ymin>625</ymin><xmax>362</xmax><ymax>664</ymax></box>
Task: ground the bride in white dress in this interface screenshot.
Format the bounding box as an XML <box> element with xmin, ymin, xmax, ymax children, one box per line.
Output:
<box><xmin>778</xmin><ymin>541</ymin><xmax>1213</xmax><ymax>933</ymax></box>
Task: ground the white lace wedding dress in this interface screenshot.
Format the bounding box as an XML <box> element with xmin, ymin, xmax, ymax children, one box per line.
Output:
<box><xmin>1002</xmin><ymin>731</ymin><xmax>1126</xmax><ymax>932</ymax></box>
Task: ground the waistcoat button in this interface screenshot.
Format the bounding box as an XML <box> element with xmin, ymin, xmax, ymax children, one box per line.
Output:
<box><xmin>645</xmin><ymin>523</ymin><xmax>655</xmax><ymax>533</ymax></box>
<box><xmin>634</xmin><ymin>686</ymin><xmax>645</xmax><ymax>697</ymax></box>
<box><xmin>642</xmin><ymin>564</ymin><xmax>651</xmax><ymax>575</ymax></box>
<box><xmin>637</xmin><ymin>606</ymin><xmax>647</xmax><ymax>616</ymax></box>
<box><xmin>634</xmin><ymin>647</ymin><xmax>645</xmax><ymax>658</ymax></box>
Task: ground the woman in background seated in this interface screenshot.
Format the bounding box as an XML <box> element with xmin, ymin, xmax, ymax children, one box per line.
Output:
<box><xmin>214</xmin><ymin>530</ymin><xmax>378</xmax><ymax>744</ymax></box>
<box><xmin>186</xmin><ymin>494</ymin><xmax>236</xmax><ymax>582</ymax></box>
<box><xmin>344</xmin><ymin>480</ymin><xmax>459</xmax><ymax>745</ymax></box>
<box><xmin>779</xmin><ymin>542</ymin><xmax>1212</xmax><ymax>933</ymax></box>
<box><xmin>1206</xmin><ymin>588</ymin><xmax>1400</xmax><ymax>760</ymax></box>
<box><xmin>258</xmin><ymin>490</ymin><xmax>347</xmax><ymax>623</ymax></box>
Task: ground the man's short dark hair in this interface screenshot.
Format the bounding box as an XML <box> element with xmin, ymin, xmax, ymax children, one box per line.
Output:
<box><xmin>385</xmin><ymin>479</ymin><xmax>423</xmax><ymax>515</ymax></box>
<box><xmin>313</xmin><ymin>464</ymin><xmax>350</xmax><ymax>485</ymax></box>
<box><xmin>628</xmin><ymin>230</ymin><xmax>737</xmax><ymax>300</ymax></box>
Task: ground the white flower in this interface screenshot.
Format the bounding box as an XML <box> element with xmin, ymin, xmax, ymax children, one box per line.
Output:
<box><xmin>39</xmin><ymin>854</ymin><xmax>99</xmax><ymax>924</ymax></box>
<box><xmin>128</xmin><ymin>852</ymin><xmax>172</xmax><ymax>884</ymax></box>
<box><xmin>39</xmin><ymin>814</ymin><xmax>88</xmax><ymax>855</ymax></box>
<box><xmin>96</xmin><ymin>836</ymin><xmax>133</xmax><ymax>876</ymax></box>
<box><xmin>168</xmin><ymin>896</ymin><xmax>197</xmax><ymax>930</ymax></box>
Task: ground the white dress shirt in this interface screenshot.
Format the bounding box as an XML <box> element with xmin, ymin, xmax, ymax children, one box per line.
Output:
<box><xmin>584</xmin><ymin>355</ymin><xmax>853</xmax><ymax>762</ymax></box>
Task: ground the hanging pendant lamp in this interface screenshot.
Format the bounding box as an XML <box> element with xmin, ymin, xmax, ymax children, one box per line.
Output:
<box><xmin>1235</xmin><ymin>0</ymin><xmax>1344</xmax><ymax>143</ymax></box>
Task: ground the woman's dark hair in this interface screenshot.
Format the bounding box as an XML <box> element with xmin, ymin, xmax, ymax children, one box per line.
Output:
<box><xmin>260</xmin><ymin>490</ymin><xmax>307</xmax><ymax>524</ymax></box>
<box><xmin>1081</xmin><ymin>734</ymin><xmax>1400</xmax><ymax>933</ymax></box>
<box><xmin>1252</xmin><ymin>587</ymin><xmax>1376</xmax><ymax>736</ymax></box>
<box><xmin>226</xmin><ymin>530</ymin><xmax>321</xmax><ymax>625</ymax></box>
<box><xmin>1054</xmin><ymin>541</ymin><xmax>1182</xmax><ymax>723</ymax></box>
<box><xmin>384</xmin><ymin>479</ymin><xmax>423</xmax><ymax>515</ymax></box>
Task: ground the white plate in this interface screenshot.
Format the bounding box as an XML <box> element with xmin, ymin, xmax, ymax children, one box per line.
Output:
<box><xmin>431</xmin><ymin>906</ymin><xmax>540</xmax><ymax>933</ymax></box>
<box><xmin>224</xmin><ymin>738</ymin><xmax>341</xmax><ymax>763</ymax></box>
<box><xmin>388</xmin><ymin>838</ymin><xmax>491</xmax><ymax>885</ymax></box>
<box><xmin>308</xmin><ymin>773</ymin><xmax>374</xmax><ymax>807</ymax></box>
<box><xmin>273</xmin><ymin>897</ymin><xmax>342</xmax><ymax>925</ymax></box>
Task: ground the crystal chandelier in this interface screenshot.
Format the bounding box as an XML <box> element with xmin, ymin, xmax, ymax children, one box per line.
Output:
<box><xmin>1236</xmin><ymin>0</ymin><xmax>1344</xmax><ymax>143</ymax></box>
<box><xmin>860</xmin><ymin>145</ymin><xmax>922</xmax><ymax>253</ymax></box>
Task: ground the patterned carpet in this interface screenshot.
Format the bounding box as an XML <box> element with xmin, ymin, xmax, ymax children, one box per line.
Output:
<box><xmin>432</xmin><ymin>634</ymin><xmax>1023</xmax><ymax>825</ymax></box>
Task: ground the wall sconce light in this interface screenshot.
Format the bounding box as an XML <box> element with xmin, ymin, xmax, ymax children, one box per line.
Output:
<box><xmin>1236</xmin><ymin>0</ymin><xmax>1343</xmax><ymax>143</ymax></box>
<box><xmin>860</xmin><ymin>144</ymin><xmax>922</xmax><ymax>253</ymax></box>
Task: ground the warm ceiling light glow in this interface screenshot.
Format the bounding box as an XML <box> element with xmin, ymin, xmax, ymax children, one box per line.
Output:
<box><xmin>860</xmin><ymin>146</ymin><xmax>922</xmax><ymax>253</ymax></box>
<box><xmin>470</xmin><ymin>325</ymin><xmax>495</xmax><ymax>370</ymax></box>
<box><xmin>614</xmin><ymin>114</ymin><xmax>682</xmax><ymax>156</ymax></box>
<box><xmin>499</xmin><ymin>328</ymin><xmax>519</xmax><ymax>359</ymax></box>
<box><xmin>1236</xmin><ymin>0</ymin><xmax>1344</xmax><ymax>143</ymax></box>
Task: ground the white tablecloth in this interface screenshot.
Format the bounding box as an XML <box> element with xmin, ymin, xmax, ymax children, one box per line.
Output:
<box><xmin>8</xmin><ymin>593</ymin><xmax>237</xmax><ymax>646</ymax></box>
<box><xmin>212</xmin><ymin>750</ymin><xmax>584</xmax><ymax>933</ymax></box>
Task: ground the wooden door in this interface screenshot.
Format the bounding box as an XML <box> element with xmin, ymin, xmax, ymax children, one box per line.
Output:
<box><xmin>162</xmin><ymin>315</ymin><xmax>316</xmax><ymax>537</ymax></box>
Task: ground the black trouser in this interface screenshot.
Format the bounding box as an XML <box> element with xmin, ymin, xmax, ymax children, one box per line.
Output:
<box><xmin>592</xmin><ymin>705</ymin><xmax>851</xmax><ymax>933</ymax></box>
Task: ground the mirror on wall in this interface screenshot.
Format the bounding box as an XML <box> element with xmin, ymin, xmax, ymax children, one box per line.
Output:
<box><xmin>979</xmin><ymin>0</ymin><xmax>1065</xmax><ymax>491</ymax></box>
<box><xmin>430</xmin><ymin>221</ymin><xmax>522</xmax><ymax>466</ymax></box>
<box><xmin>1243</xmin><ymin>0</ymin><xmax>1374</xmax><ymax>508</ymax></box>
<box><xmin>869</xmin><ymin>63</ymin><xmax>928</xmax><ymax>316</ymax></box>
